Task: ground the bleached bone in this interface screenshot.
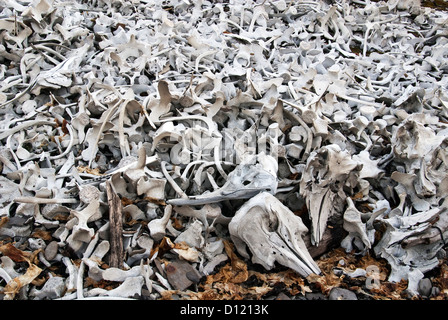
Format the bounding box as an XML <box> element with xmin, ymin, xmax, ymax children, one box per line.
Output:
<box><xmin>136</xmin><ymin>177</ymin><xmax>166</xmax><ymax>200</ymax></box>
<box><xmin>168</xmin><ymin>153</ymin><xmax>277</xmax><ymax>206</ymax></box>
<box><xmin>14</xmin><ymin>196</ymin><xmax>78</xmax><ymax>205</ymax></box>
<box><xmin>94</xmin><ymin>148</ymin><xmax>161</xmax><ymax>187</ymax></box>
<box><xmin>31</xmin><ymin>276</ymin><xmax>66</xmax><ymax>300</ymax></box>
<box><xmin>89</xmin><ymin>276</ymin><xmax>144</xmax><ymax>299</ymax></box>
<box><xmin>374</xmin><ymin>207</ymin><xmax>444</xmax><ymax>295</ymax></box>
<box><xmin>341</xmin><ymin>197</ymin><xmax>373</xmax><ymax>253</ymax></box>
<box><xmin>146</xmin><ymin>80</ymin><xmax>172</xmax><ymax>124</ymax></box>
<box><xmin>229</xmin><ymin>192</ymin><xmax>320</xmax><ymax>277</ymax></box>
<box><xmin>300</xmin><ymin>144</ymin><xmax>361</xmax><ymax>245</ymax></box>
<box><xmin>414</xmin><ymin>160</ymin><xmax>437</xmax><ymax>197</ymax></box>
<box><xmin>0</xmin><ymin>0</ymin><xmax>447</xmax><ymax>300</ymax></box>
<box><xmin>200</xmin><ymin>239</ymin><xmax>228</xmax><ymax>275</ymax></box>
<box><xmin>174</xmin><ymin>220</ymin><xmax>205</xmax><ymax>248</ymax></box>
<box><xmin>391</xmin><ymin>171</ymin><xmax>431</xmax><ymax>212</ymax></box>
<box><xmin>147</xmin><ymin>204</ymin><xmax>172</xmax><ymax>241</ymax></box>
<box><xmin>151</xmin><ymin>121</ymin><xmax>185</xmax><ymax>153</ymax></box>
<box><xmin>69</xmin><ymin>199</ymin><xmax>101</xmax><ymax>243</ymax></box>
<box><xmin>173</xmin><ymin>204</ymin><xmax>231</xmax><ymax>228</ymax></box>
<box><xmin>62</xmin><ymin>257</ymin><xmax>77</xmax><ymax>294</ymax></box>
<box><xmin>78</xmin><ymin>185</ymin><xmax>101</xmax><ymax>204</ymax></box>
<box><xmin>103</xmin><ymin>266</ymin><xmax>143</xmax><ymax>282</ymax></box>
<box><xmin>391</xmin><ymin>119</ymin><xmax>445</xmax><ymax>171</ymax></box>
<box><xmin>352</xmin><ymin>150</ymin><xmax>384</xmax><ymax>179</ymax></box>
<box><xmin>127</xmin><ymin>234</ymin><xmax>154</xmax><ymax>266</ymax></box>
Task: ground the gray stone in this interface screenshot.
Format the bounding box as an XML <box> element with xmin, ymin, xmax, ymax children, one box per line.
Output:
<box><xmin>418</xmin><ymin>278</ymin><xmax>432</xmax><ymax>297</ymax></box>
<box><xmin>276</xmin><ymin>292</ymin><xmax>291</xmax><ymax>300</ymax></box>
<box><xmin>431</xmin><ymin>286</ymin><xmax>440</xmax><ymax>297</ymax></box>
<box><xmin>436</xmin><ymin>249</ymin><xmax>446</xmax><ymax>260</ymax></box>
<box><xmin>328</xmin><ymin>287</ymin><xmax>358</xmax><ymax>300</ymax></box>
<box><xmin>166</xmin><ymin>259</ymin><xmax>202</xmax><ymax>291</ymax></box>
<box><xmin>305</xmin><ymin>292</ymin><xmax>327</xmax><ymax>300</ymax></box>
<box><xmin>44</xmin><ymin>241</ymin><xmax>59</xmax><ymax>261</ymax></box>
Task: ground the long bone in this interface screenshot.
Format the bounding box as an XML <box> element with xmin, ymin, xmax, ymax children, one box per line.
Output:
<box><xmin>167</xmin><ymin>153</ymin><xmax>277</xmax><ymax>206</ymax></box>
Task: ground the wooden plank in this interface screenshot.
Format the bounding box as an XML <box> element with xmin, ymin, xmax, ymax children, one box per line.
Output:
<box><xmin>305</xmin><ymin>220</ymin><xmax>346</xmax><ymax>259</ymax></box>
<box><xmin>106</xmin><ymin>180</ymin><xmax>124</xmax><ymax>269</ymax></box>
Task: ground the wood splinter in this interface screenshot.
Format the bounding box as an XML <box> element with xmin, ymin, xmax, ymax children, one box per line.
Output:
<box><xmin>106</xmin><ymin>180</ymin><xmax>124</xmax><ymax>269</ymax></box>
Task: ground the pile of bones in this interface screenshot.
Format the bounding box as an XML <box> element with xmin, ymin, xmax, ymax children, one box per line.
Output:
<box><xmin>0</xmin><ymin>0</ymin><xmax>448</xmax><ymax>299</ymax></box>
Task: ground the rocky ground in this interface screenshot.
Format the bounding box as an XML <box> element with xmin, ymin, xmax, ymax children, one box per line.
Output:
<box><xmin>158</xmin><ymin>246</ymin><xmax>448</xmax><ymax>300</ymax></box>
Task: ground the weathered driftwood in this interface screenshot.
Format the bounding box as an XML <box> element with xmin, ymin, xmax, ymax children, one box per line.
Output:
<box><xmin>306</xmin><ymin>220</ymin><xmax>345</xmax><ymax>259</ymax></box>
<box><xmin>106</xmin><ymin>180</ymin><xmax>124</xmax><ymax>269</ymax></box>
